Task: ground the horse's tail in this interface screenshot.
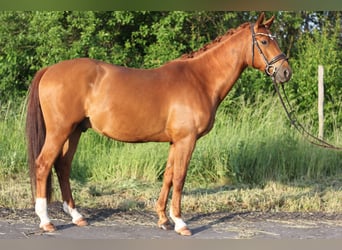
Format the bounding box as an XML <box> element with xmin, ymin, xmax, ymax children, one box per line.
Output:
<box><xmin>26</xmin><ymin>67</ymin><xmax>53</xmax><ymax>203</ymax></box>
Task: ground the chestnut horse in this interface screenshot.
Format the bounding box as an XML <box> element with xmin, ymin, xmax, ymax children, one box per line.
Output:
<box><xmin>26</xmin><ymin>13</ymin><xmax>291</xmax><ymax>236</ymax></box>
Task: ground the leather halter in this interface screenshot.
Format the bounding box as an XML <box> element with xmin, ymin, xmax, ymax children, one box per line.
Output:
<box><xmin>250</xmin><ymin>23</ymin><xmax>288</xmax><ymax>78</ymax></box>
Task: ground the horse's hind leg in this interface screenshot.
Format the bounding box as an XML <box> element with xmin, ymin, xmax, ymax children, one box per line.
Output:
<box><xmin>34</xmin><ymin>129</ymin><xmax>72</xmax><ymax>232</ymax></box>
<box><xmin>54</xmin><ymin>126</ymin><xmax>87</xmax><ymax>227</ymax></box>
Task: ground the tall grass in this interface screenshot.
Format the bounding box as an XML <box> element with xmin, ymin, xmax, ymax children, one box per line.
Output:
<box><xmin>0</xmin><ymin>99</ymin><xmax>28</xmax><ymax>177</ymax></box>
<box><xmin>0</xmin><ymin>95</ymin><xmax>341</xmax><ymax>188</ymax></box>
<box><xmin>189</xmin><ymin>96</ymin><xmax>342</xmax><ymax>186</ymax></box>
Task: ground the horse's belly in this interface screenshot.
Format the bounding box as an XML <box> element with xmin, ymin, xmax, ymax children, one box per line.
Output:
<box><xmin>89</xmin><ymin>114</ymin><xmax>170</xmax><ymax>143</ymax></box>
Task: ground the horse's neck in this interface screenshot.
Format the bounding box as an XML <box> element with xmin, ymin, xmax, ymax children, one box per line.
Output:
<box><xmin>190</xmin><ymin>28</ymin><xmax>249</xmax><ymax>107</ymax></box>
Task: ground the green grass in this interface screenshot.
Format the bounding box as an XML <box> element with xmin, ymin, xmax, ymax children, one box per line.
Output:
<box><xmin>0</xmin><ymin>95</ymin><xmax>341</xmax><ymax>212</ymax></box>
<box><xmin>0</xmin><ymin>99</ymin><xmax>28</xmax><ymax>177</ymax></box>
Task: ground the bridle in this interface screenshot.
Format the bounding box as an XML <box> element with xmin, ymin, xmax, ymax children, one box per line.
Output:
<box><xmin>250</xmin><ymin>23</ymin><xmax>288</xmax><ymax>78</ymax></box>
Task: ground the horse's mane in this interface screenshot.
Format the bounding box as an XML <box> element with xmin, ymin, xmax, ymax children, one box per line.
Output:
<box><xmin>180</xmin><ymin>22</ymin><xmax>250</xmax><ymax>60</ymax></box>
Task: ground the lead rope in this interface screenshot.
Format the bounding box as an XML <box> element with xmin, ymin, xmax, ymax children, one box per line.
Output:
<box><xmin>273</xmin><ymin>81</ymin><xmax>342</xmax><ymax>151</ymax></box>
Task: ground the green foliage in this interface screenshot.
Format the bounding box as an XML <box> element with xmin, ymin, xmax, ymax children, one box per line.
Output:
<box><xmin>289</xmin><ymin>13</ymin><xmax>342</xmax><ymax>133</ymax></box>
<box><xmin>0</xmin><ymin>12</ymin><xmax>34</xmax><ymax>101</ymax></box>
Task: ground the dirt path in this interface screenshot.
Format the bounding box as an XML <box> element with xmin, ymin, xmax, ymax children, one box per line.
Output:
<box><xmin>1</xmin><ymin>203</ymin><xmax>341</xmax><ymax>239</ymax></box>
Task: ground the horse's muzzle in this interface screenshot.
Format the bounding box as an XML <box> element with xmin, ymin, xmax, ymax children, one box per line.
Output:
<box><xmin>273</xmin><ymin>64</ymin><xmax>292</xmax><ymax>84</ymax></box>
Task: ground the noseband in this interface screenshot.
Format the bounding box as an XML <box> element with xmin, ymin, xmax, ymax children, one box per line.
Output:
<box><xmin>250</xmin><ymin>23</ymin><xmax>288</xmax><ymax>78</ymax></box>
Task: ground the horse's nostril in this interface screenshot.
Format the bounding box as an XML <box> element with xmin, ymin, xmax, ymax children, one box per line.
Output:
<box><xmin>283</xmin><ymin>68</ymin><xmax>291</xmax><ymax>80</ymax></box>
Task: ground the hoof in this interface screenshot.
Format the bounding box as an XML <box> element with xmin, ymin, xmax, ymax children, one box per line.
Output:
<box><xmin>158</xmin><ymin>220</ymin><xmax>173</xmax><ymax>231</ymax></box>
<box><xmin>40</xmin><ymin>222</ymin><xmax>56</xmax><ymax>232</ymax></box>
<box><xmin>74</xmin><ymin>218</ymin><xmax>88</xmax><ymax>227</ymax></box>
<box><xmin>176</xmin><ymin>226</ymin><xmax>192</xmax><ymax>236</ymax></box>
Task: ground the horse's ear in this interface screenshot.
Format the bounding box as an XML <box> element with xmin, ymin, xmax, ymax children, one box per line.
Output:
<box><xmin>255</xmin><ymin>12</ymin><xmax>265</xmax><ymax>27</ymax></box>
<box><xmin>264</xmin><ymin>15</ymin><xmax>275</xmax><ymax>29</ymax></box>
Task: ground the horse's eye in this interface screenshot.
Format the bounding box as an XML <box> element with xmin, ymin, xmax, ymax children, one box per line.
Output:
<box><xmin>261</xmin><ymin>40</ymin><xmax>268</xmax><ymax>45</ymax></box>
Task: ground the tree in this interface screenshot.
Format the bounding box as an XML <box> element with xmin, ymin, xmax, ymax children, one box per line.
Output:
<box><xmin>0</xmin><ymin>12</ymin><xmax>34</xmax><ymax>102</ymax></box>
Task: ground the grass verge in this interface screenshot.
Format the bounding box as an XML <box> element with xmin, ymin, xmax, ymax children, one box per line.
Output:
<box><xmin>0</xmin><ymin>173</ymin><xmax>341</xmax><ymax>214</ymax></box>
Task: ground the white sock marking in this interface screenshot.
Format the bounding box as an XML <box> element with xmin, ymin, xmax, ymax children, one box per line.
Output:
<box><xmin>170</xmin><ymin>208</ymin><xmax>187</xmax><ymax>232</ymax></box>
<box><xmin>35</xmin><ymin>198</ymin><xmax>51</xmax><ymax>227</ymax></box>
<box><xmin>63</xmin><ymin>201</ymin><xmax>83</xmax><ymax>224</ymax></box>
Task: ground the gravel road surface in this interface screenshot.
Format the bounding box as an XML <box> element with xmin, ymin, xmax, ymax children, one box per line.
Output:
<box><xmin>1</xmin><ymin>202</ymin><xmax>341</xmax><ymax>239</ymax></box>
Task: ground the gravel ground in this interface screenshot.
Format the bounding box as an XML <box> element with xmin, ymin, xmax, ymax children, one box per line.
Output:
<box><xmin>1</xmin><ymin>202</ymin><xmax>341</xmax><ymax>239</ymax></box>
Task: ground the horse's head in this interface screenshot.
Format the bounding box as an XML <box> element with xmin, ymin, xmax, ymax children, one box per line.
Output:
<box><xmin>249</xmin><ymin>12</ymin><xmax>292</xmax><ymax>84</ymax></box>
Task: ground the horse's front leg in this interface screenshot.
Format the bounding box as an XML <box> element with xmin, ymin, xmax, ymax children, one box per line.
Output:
<box><xmin>157</xmin><ymin>135</ymin><xmax>195</xmax><ymax>236</ymax></box>
<box><xmin>169</xmin><ymin>135</ymin><xmax>196</xmax><ymax>236</ymax></box>
<box><xmin>156</xmin><ymin>143</ymin><xmax>175</xmax><ymax>230</ymax></box>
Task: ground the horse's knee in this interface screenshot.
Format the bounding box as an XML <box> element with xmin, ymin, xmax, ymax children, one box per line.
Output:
<box><xmin>172</xmin><ymin>176</ymin><xmax>185</xmax><ymax>191</ymax></box>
